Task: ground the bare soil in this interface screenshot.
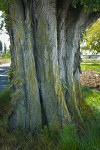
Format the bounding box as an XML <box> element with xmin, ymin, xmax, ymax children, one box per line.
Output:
<box><xmin>80</xmin><ymin>70</ymin><xmax>100</xmax><ymax>90</ymax></box>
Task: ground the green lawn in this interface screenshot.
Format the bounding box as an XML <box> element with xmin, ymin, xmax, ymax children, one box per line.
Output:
<box><xmin>0</xmin><ymin>52</ymin><xmax>11</xmax><ymax>64</ymax></box>
<box><xmin>81</xmin><ymin>60</ymin><xmax>100</xmax><ymax>72</ymax></box>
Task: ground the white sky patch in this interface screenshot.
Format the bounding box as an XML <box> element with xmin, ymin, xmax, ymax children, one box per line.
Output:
<box><xmin>0</xmin><ymin>11</ymin><xmax>2</xmax><ymax>16</ymax></box>
<box><xmin>0</xmin><ymin>11</ymin><xmax>10</xmax><ymax>49</ymax></box>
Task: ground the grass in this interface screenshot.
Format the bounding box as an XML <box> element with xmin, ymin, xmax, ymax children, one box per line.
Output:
<box><xmin>0</xmin><ymin>88</ymin><xmax>11</xmax><ymax>119</ymax></box>
<box><xmin>82</xmin><ymin>86</ymin><xmax>100</xmax><ymax>113</ymax></box>
<box><xmin>0</xmin><ymin>51</ymin><xmax>11</xmax><ymax>64</ymax></box>
<box><xmin>81</xmin><ymin>86</ymin><xmax>100</xmax><ymax>150</ymax></box>
<box><xmin>0</xmin><ymin>58</ymin><xmax>11</xmax><ymax>64</ymax></box>
<box><xmin>0</xmin><ymin>87</ymin><xmax>100</xmax><ymax>150</ymax></box>
<box><xmin>1</xmin><ymin>50</ymin><xmax>11</xmax><ymax>59</ymax></box>
<box><xmin>81</xmin><ymin>59</ymin><xmax>100</xmax><ymax>72</ymax></box>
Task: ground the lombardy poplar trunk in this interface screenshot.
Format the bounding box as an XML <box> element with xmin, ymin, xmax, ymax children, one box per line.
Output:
<box><xmin>7</xmin><ymin>0</ymin><xmax>99</xmax><ymax>131</ymax></box>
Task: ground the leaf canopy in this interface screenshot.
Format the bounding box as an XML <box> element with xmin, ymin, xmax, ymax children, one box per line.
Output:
<box><xmin>0</xmin><ymin>0</ymin><xmax>100</xmax><ymax>12</ymax></box>
<box><xmin>72</xmin><ymin>0</ymin><xmax>100</xmax><ymax>12</ymax></box>
<box><xmin>81</xmin><ymin>19</ymin><xmax>100</xmax><ymax>52</ymax></box>
<box><xmin>0</xmin><ymin>0</ymin><xmax>7</xmax><ymax>12</ymax></box>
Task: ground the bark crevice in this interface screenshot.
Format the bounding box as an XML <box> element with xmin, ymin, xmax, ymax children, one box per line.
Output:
<box><xmin>32</xmin><ymin>22</ymin><xmax>48</xmax><ymax>127</ymax></box>
<box><xmin>39</xmin><ymin>88</ymin><xmax>49</xmax><ymax>127</ymax></box>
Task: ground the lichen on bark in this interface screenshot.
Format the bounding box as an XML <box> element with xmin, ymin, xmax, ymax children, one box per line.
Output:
<box><xmin>7</xmin><ymin>0</ymin><xmax>100</xmax><ymax>131</ymax></box>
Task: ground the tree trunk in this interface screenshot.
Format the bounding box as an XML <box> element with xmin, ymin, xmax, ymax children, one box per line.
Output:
<box><xmin>7</xmin><ymin>0</ymin><xmax>99</xmax><ymax>131</ymax></box>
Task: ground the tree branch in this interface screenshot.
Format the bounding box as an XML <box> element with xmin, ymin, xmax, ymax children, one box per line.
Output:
<box><xmin>85</xmin><ymin>12</ymin><xmax>100</xmax><ymax>29</ymax></box>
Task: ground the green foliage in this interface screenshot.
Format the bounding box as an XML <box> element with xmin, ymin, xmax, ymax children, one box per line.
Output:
<box><xmin>0</xmin><ymin>88</ymin><xmax>11</xmax><ymax>119</ymax></box>
<box><xmin>72</xmin><ymin>0</ymin><xmax>100</xmax><ymax>12</ymax></box>
<box><xmin>2</xmin><ymin>49</ymin><xmax>11</xmax><ymax>58</ymax></box>
<box><xmin>81</xmin><ymin>0</ymin><xmax>100</xmax><ymax>12</ymax></box>
<box><xmin>0</xmin><ymin>0</ymin><xmax>100</xmax><ymax>13</ymax></box>
<box><xmin>81</xmin><ymin>19</ymin><xmax>100</xmax><ymax>52</ymax></box>
<box><xmin>0</xmin><ymin>0</ymin><xmax>6</xmax><ymax>11</ymax></box>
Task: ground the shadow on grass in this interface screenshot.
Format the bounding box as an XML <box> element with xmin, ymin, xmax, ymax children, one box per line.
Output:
<box><xmin>81</xmin><ymin>86</ymin><xmax>93</xmax><ymax>99</ymax></box>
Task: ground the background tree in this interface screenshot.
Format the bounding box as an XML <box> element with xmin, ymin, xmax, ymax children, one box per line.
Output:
<box><xmin>0</xmin><ymin>19</ymin><xmax>4</xmax><ymax>33</ymax></box>
<box><xmin>0</xmin><ymin>0</ymin><xmax>100</xmax><ymax>131</ymax></box>
<box><xmin>0</xmin><ymin>40</ymin><xmax>2</xmax><ymax>52</ymax></box>
<box><xmin>4</xmin><ymin>43</ymin><xmax>7</xmax><ymax>54</ymax></box>
<box><xmin>81</xmin><ymin>19</ymin><xmax>100</xmax><ymax>53</ymax></box>
<box><xmin>0</xmin><ymin>13</ymin><xmax>4</xmax><ymax>35</ymax></box>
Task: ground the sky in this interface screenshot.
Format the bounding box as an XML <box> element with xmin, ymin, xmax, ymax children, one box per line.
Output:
<box><xmin>0</xmin><ymin>11</ymin><xmax>10</xmax><ymax>50</ymax></box>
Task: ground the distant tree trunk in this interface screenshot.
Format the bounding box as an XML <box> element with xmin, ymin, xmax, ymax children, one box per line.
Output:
<box><xmin>7</xmin><ymin>0</ymin><xmax>99</xmax><ymax>131</ymax></box>
<box><xmin>4</xmin><ymin>43</ymin><xmax>7</xmax><ymax>54</ymax></box>
<box><xmin>0</xmin><ymin>40</ymin><xmax>2</xmax><ymax>53</ymax></box>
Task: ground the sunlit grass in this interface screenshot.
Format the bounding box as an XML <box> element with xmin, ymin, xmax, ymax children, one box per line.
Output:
<box><xmin>82</xmin><ymin>86</ymin><xmax>100</xmax><ymax>117</ymax></box>
<box><xmin>81</xmin><ymin>86</ymin><xmax>100</xmax><ymax>150</ymax></box>
<box><xmin>0</xmin><ymin>58</ymin><xmax>11</xmax><ymax>64</ymax></box>
<box><xmin>0</xmin><ymin>51</ymin><xmax>11</xmax><ymax>64</ymax></box>
<box><xmin>81</xmin><ymin>61</ymin><xmax>100</xmax><ymax>72</ymax></box>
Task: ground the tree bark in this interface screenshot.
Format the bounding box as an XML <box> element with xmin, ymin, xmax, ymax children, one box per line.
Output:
<box><xmin>7</xmin><ymin>0</ymin><xmax>99</xmax><ymax>131</ymax></box>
